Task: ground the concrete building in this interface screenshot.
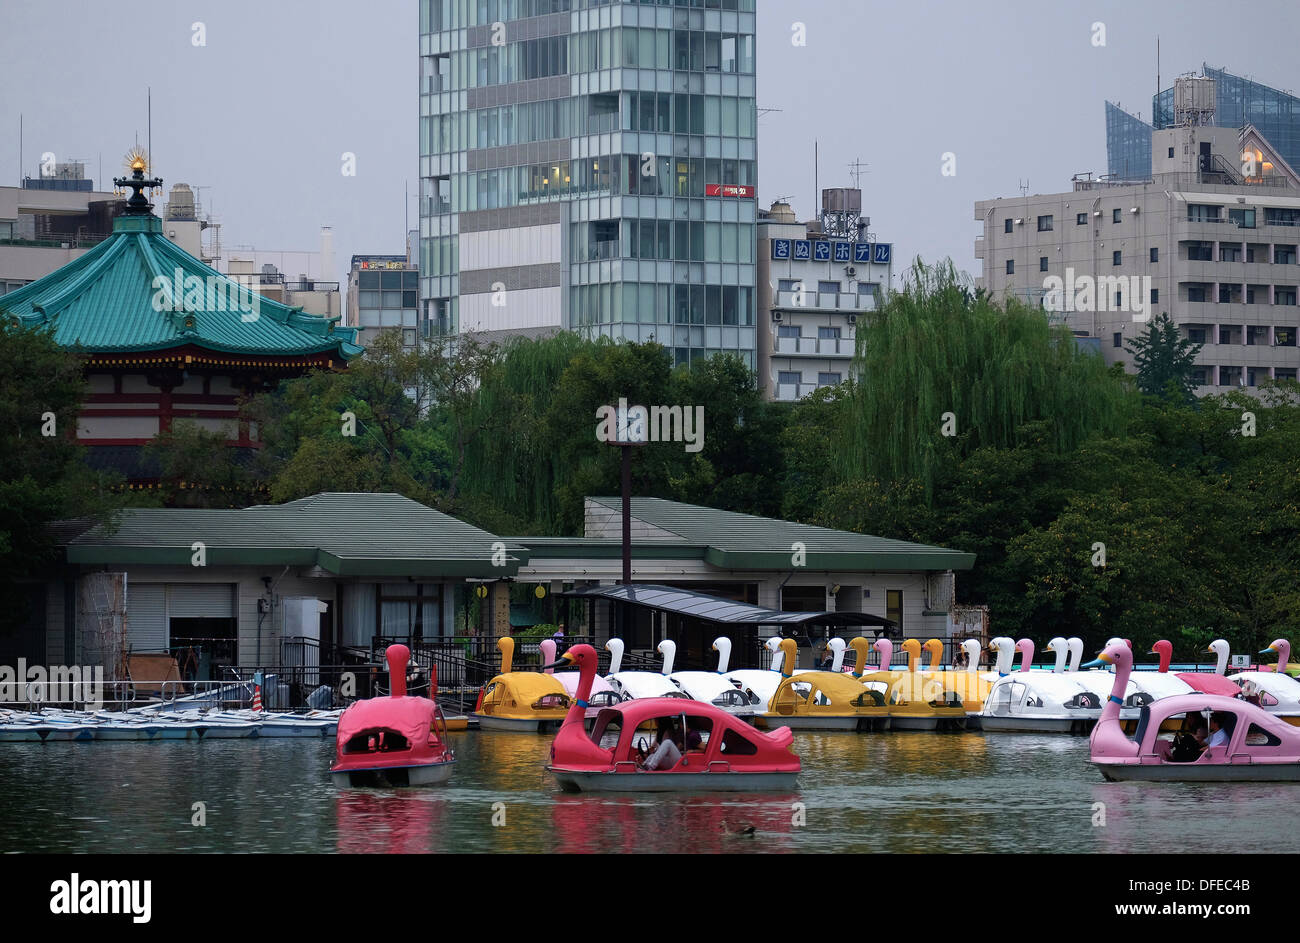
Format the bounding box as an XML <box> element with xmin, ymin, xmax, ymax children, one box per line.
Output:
<box><xmin>346</xmin><ymin>252</ymin><xmax>421</xmax><ymax>349</ymax></box>
<box><xmin>419</xmin><ymin>0</ymin><xmax>759</xmax><ymax>368</ymax></box>
<box><xmin>0</xmin><ymin>180</ymin><xmax>119</xmax><ymax>297</ymax></box>
<box><xmin>755</xmin><ymin>191</ymin><xmax>893</xmax><ymax>401</ymax></box>
<box><xmin>976</xmin><ymin>81</ymin><xmax>1300</xmax><ymax>391</ymax></box>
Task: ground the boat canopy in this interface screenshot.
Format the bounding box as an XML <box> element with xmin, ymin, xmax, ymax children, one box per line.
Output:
<box><xmin>1177</xmin><ymin>674</ymin><xmax>1245</xmax><ymax>697</ymax></box>
<box><xmin>336</xmin><ymin>696</ymin><xmax>434</xmax><ymax>746</ymax></box>
<box><xmin>609</xmin><ymin>672</ymin><xmax>685</xmax><ymax>699</ymax></box>
<box><xmin>559</xmin><ymin>583</ymin><xmax>896</xmax><ymax>627</ymax></box>
<box><xmin>487</xmin><ymin>673</ymin><xmax>567</xmax><ymax>703</ymax></box>
<box><xmin>772</xmin><ymin>671</ymin><xmax>879</xmax><ymax>708</ymax></box>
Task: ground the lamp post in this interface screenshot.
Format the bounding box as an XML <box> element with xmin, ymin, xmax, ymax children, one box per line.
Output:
<box><xmin>604</xmin><ymin>401</ymin><xmax>648</xmax><ymax>636</ymax></box>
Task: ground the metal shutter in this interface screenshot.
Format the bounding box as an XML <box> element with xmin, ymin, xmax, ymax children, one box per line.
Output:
<box><xmin>166</xmin><ymin>584</ymin><xmax>234</xmax><ymax>619</ymax></box>
<box><xmin>126</xmin><ymin>584</ymin><xmax>167</xmax><ymax>652</ymax></box>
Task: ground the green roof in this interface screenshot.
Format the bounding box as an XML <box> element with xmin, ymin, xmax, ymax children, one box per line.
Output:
<box><xmin>66</xmin><ymin>493</ymin><xmax>525</xmax><ymax>577</ymax></box>
<box><xmin>575</xmin><ymin>497</ymin><xmax>975</xmax><ymax>572</ymax></box>
<box><xmin>4</xmin><ymin>213</ymin><xmax>362</xmax><ymax>360</ymax></box>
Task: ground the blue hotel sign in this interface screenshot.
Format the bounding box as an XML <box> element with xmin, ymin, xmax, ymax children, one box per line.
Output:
<box><xmin>771</xmin><ymin>239</ymin><xmax>891</xmax><ymax>264</ymax></box>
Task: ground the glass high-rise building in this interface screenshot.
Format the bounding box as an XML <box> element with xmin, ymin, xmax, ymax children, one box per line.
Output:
<box><xmin>419</xmin><ymin>0</ymin><xmax>759</xmax><ymax>369</ymax></box>
<box><xmin>1107</xmin><ymin>65</ymin><xmax>1300</xmax><ymax>181</ymax></box>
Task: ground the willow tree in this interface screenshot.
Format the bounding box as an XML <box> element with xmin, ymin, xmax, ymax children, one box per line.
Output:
<box><xmin>841</xmin><ymin>260</ymin><xmax>1131</xmax><ymax>499</ymax></box>
<box><xmin>458</xmin><ymin>332</ymin><xmax>606</xmax><ymax>532</ymax></box>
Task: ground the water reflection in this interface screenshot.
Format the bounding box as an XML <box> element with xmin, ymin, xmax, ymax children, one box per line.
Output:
<box><xmin>0</xmin><ymin>732</ymin><xmax>1296</xmax><ymax>853</ymax></box>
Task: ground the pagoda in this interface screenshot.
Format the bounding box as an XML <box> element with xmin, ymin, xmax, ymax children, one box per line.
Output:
<box><xmin>2</xmin><ymin>151</ymin><xmax>363</xmax><ymax>486</ymax></box>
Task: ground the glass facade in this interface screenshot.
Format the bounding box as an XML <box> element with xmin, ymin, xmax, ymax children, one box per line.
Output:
<box><xmin>1105</xmin><ymin>101</ymin><xmax>1152</xmax><ymax>180</ymax></box>
<box><xmin>1109</xmin><ymin>66</ymin><xmax>1300</xmax><ymax>181</ymax></box>
<box><xmin>419</xmin><ymin>0</ymin><xmax>759</xmax><ymax>368</ymax></box>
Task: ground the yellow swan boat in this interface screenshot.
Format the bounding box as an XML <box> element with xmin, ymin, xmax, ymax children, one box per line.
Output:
<box><xmin>474</xmin><ymin>636</ymin><xmax>569</xmax><ymax>733</ymax></box>
<box><xmin>760</xmin><ymin>639</ymin><xmax>891</xmax><ymax>731</ymax></box>
<box><xmin>858</xmin><ymin>638</ymin><xmax>968</xmax><ymax>731</ymax></box>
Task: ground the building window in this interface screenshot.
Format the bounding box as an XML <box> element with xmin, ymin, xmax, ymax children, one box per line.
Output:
<box><xmin>1275</xmin><ymin>246</ymin><xmax>1297</xmax><ymax>265</ymax></box>
<box><xmin>1187</xmin><ymin>327</ymin><xmax>1207</xmax><ymax>345</ymax></box>
<box><xmin>778</xmin><ymin>278</ymin><xmax>801</xmax><ymax>292</ymax></box>
<box><xmin>1168</xmin><ymin>147</ymin><xmax>1175</xmax><ymax>158</ymax></box>
<box><xmin>777</xmin><ymin>324</ymin><xmax>801</xmax><ymax>338</ymax></box>
<box><xmin>1112</xmin><ymin>208</ymin><xmax>1122</xmax><ymax>223</ymax></box>
<box><xmin>1150</xmin><ymin>288</ymin><xmax>1158</xmax><ymax>304</ymax></box>
<box><xmin>856</xmin><ymin>282</ymin><xmax>878</xmax><ymax>296</ymax></box>
<box><xmin>1276</xmin><ymin>327</ymin><xmax>1296</xmax><ymax>346</ymax></box>
<box><xmin>1113</xmin><ymin>332</ymin><xmax>1122</xmax><ymax>348</ymax></box>
<box><xmin>817</xmin><ymin>372</ymin><xmax>842</xmax><ymax>385</ymax></box>
<box><xmin>817</xmin><ymin>326</ymin><xmax>841</xmax><ymax>339</ymax></box>
<box><xmin>1037</xmin><ymin>215</ymin><xmax>1053</xmax><ymax>232</ymax></box>
<box><xmin>1229</xmin><ymin>207</ymin><xmax>1256</xmax><ymax>228</ymax></box>
<box><xmin>886</xmin><ymin>590</ymin><xmax>903</xmax><ymax>633</ymax></box>
<box><xmin>1219</xmin><ymin>366</ymin><xmax>1242</xmax><ymax>387</ymax></box>
<box><xmin>1040</xmin><ymin>256</ymin><xmax>1049</xmax><ymax>272</ymax></box>
<box><xmin>1113</xmin><ymin>250</ymin><xmax>1122</xmax><ymax>266</ymax></box>
<box><xmin>1219</xmin><ymin>327</ymin><xmax>1234</xmax><ymax>344</ymax></box>
<box><xmin>1275</xmin><ymin>368</ymin><xmax>1298</xmax><ymax>381</ymax></box>
<box><xmin>817</xmin><ymin>280</ymin><xmax>841</xmax><ymax>294</ymax></box>
<box><xmin>1115</xmin><ymin>291</ymin><xmax>1123</xmax><ymax>308</ymax></box>
<box><xmin>1190</xmin><ymin>366</ymin><xmax>1209</xmax><ymax>386</ymax></box>
<box><xmin>777</xmin><ymin>370</ymin><xmax>802</xmax><ymax>385</ymax></box>
<box><xmin>1187</xmin><ymin>285</ymin><xmax>1208</xmax><ymax>303</ymax></box>
<box><xmin>1004</xmin><ymin>219</ymin><xmax>1013</xmax><ymax>234</ymax></box>
<box><xmin>1277</xmin><ymin>289</ymin><xmax>1298</xmax><ymax>306</ymax></box>
<box><xmin>1187</xmin><ymin>242</ymin><xmax>1213</xmax><ymax>262</ymax></box>
<box><xmin>1150</xmin><ymin>247</ymin><xmax>1158</xmax><ymax>263</ymax></box>
<box><xmin>1006</xmin><ymin>259</ymin><xmax>1014</xmax><ymax>274</ymax></box>
<box><xmin>1076</xmin><ymin>213</ymin><xmax>1087</xmax><ymax>225</ymax></box>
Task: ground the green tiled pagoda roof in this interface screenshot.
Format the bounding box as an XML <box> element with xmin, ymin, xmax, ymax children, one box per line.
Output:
<box><xmin>2</xmin><ymin>214</ymin><xmax>362</xmax><ymax>359</ymax></box>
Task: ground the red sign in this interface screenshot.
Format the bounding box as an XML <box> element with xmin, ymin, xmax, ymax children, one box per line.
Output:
<box><xmin>706</xmin><ymin>184</ymin><xmax>754</xmax><ymax>198</ymax></box>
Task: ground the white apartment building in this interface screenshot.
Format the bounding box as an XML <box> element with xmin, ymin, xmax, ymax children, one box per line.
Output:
<box><xmin>756</xmin><ymin>194</ymin><xmax>892</xmax><ymax>401</ymax></box>
<box><xmin>976</xmin><ymin>108</ymin><xmax>1300</xmax><ymax>390</ymax></box>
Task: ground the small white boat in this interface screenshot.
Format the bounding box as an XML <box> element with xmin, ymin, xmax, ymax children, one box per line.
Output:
<box><xmin>980</xmin><ymin>638</ymin><xmax>1104</xmax><ymax>733</ymax></box>
<box><xmin>605</xmin><ymin>639</ymin><xmax>692</xmax><ymax>702</ymax></box>
<box><xmin>670</xmin><ymin>637</ymin><xmax>764</xmax><ymax>716</ymax></box>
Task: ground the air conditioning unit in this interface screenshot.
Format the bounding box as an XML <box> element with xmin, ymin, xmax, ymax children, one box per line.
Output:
<box><xmin>846</xmin><ymin>314</ymin><xmax>857</xmax><ymax>325</ymax></box>
<box><xmin>1093</xmin><ymin>210</ymin><xmax>1102</xmax><ymax>217</ymax></box>
<box><xmin>844</xmin><ymin>265</ymin><xmax>857</xmax><ymax>277</ymax></box>
<box><xmin>771</xmin><ymin>311</ymin><xmax>783</xmax><ymax>323</ymax></box>
<box><xmin>1015</xmin><ymin>218</ymin><xmax>1024</xmax><ymax>225</ymax></box>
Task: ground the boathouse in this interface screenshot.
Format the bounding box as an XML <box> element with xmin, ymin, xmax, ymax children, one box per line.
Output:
<box><xmin>41</xmin><ymin>493</ymin><xmax>973</xmax><ymax>693</ymax></box>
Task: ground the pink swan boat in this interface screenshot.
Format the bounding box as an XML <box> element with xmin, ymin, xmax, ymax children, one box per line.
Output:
<box><xmin>1086</xmin><ymin>641</ymin><xmax>1300</xmax><ymax>782</ymax></box>
<box><xmin>330</xmin><ymin>644</ymin><xmax>456</xmax><ymax>787</ymax></box>
<box><xmin>544</xmin><ymin>644</ymin><xmax>801</xmax><ymax>792</ymax></box>
<box><xmin>539</xmin><ymin>638</ymin><xmax>615</xmax><ymax>706</ymax></box>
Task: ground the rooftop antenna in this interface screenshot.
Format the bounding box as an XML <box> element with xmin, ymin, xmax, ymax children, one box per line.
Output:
<box><xmin>757</xmin><ymin>105</ymin><xmax>783</xmax><ymax>118</ymax></box>
<box><xmin>848</xmin><ymin>157</ymin><xmax>869</xmax><ymax>189</ymax></box>
<box><xmin>147</xmin><ymin>86</ymin><xmax>151</xmax><ymax>174</ymax></box>
<box><xmin>1019</xmin><ymin>178</ymin><xmax>1030</xmax><ymax>196</ymax></box>
<box><xmin>813</xmin><ymin>140</ymin><xmax>818</xmax><ymax>223</ymax></box>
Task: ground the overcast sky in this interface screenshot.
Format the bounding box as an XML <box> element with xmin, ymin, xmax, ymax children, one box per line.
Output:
<box><xmin>1</xmin><ymin>0</ymin><xmax>1293</xmax><ymax>288</ymax></box>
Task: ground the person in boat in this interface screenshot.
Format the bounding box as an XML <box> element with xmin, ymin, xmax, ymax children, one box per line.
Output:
<box><xmin>1171</xmin><ymin>716</ymin><xmax>1207</xmax><ymax>762</ymax></box>
<box><xmin>1205</xmin><ymin>712</ymin><xmax>1233</xmax><ymax>749</ymax></box>
<box><xmin>639</xmin><ymin>718</ymin><xmax>684</xmax><ymax>770</ymax></box>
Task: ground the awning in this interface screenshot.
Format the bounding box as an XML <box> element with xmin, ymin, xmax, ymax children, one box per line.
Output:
<box><xmin>558</xmin><ymin>583</ymin><xmax>897</xmax><ymax>628</ymax></box>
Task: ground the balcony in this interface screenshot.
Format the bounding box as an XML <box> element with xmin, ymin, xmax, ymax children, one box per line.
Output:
<box><xmin>775</xmin><ymin>290</ymin><xmax>878</xmax><ymax>312</ymax></box>
<box><xmin>773</xmin><ymin>335</ymin><xmax>855</xmax><ymax>357</ymax></box>
<box><xmin>775</xmin><ymin>382</ymin><xmax>817</xmax><ymax>401</ymax></box>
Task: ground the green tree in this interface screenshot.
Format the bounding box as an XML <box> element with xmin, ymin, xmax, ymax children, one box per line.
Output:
<box><xmin>0</xmin><ymin>319</ymin><xmax>121</xmax><ymax>633</ymax></box>
<box><xmin>1124</xmin><ymin>312</ymin><xmax>1204</xmax><ymax>400</ymax></box>
<box><xmin>842</xmin><ymin>259</ymin><xmax>1130</xmax><ymax>499</ymax></box>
